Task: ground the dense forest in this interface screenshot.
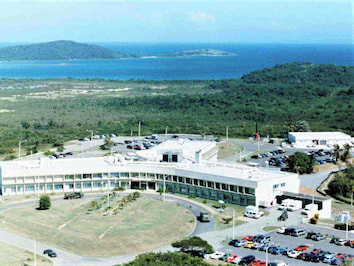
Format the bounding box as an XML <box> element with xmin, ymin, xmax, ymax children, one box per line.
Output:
<box><xmin>0</xmin><ymin>62</ymin><xmax>353</xmax><ymax>158</ymax></box>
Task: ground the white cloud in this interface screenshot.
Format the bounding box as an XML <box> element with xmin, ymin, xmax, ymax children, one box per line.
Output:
<box><xmin>188</xmin><ymin>11</ymin><xmax>215</xmax><ymax>24</ymax></box>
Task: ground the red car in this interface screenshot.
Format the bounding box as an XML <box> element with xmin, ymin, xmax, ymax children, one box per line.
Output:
<box><xmin>225</xmin><ymin>254</ymin><xmax>238</xmax><ymax>263</ymax></box>
<box><xmin>250</xmin><ymin>260</ymin><xmax>266</xmax><ymax>266</ymax></box>
<box><xmin>249</xmin><ymin>259</ymin><xmax>261</xmax><ymax>266</ymax></box>
<box><xmin>294</xmin><ymin>245</ymin><xmax>309</xmax><ymax>251</ymax></box>
<box><xmin>296</xmin><ymin>253</ymin><xmax>306</xmax><ymax>260</ymax></box>
<box><xmin>311</xmin><ymin>248</ymin><xmax>322</xmax><ymax>254</ymax></box>
<box><xmin>242</xmin><ymin>235</ymin><xmax>254</xmax><ymax>241</ymax></box>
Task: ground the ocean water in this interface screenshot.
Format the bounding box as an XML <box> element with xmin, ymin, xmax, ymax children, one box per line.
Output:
<box><xmin>0</xmin><ymin>43</ymin><xmax>352</xmax><ymax>80</ymax></box>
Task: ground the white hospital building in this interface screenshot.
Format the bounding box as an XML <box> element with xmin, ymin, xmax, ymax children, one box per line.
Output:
<box><xmin>0</xmin><ymin>139</ymin><xmax>300</xmax><ymax>207</ymax></box>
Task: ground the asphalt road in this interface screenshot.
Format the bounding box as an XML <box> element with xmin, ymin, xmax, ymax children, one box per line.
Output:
<box><xmin>0</xmin><ymin>192</ymin><xmax>214</xmax><ymax>265</ymax></box>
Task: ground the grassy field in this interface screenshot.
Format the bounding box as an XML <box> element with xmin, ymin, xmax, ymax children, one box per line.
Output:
<box><xmin>0</xmin><ymin>241</ymin><xmax>52</xmax><ymax>266</ymax></box>
<box><xmin>0</xmin><ymin>195</ymin><xmax>194</xmax><ymax>257</ymax></box>
<box><xmin>217</xmin><ymin>141</ymin><xmax>243</xmax><ymax>160</ymax></box>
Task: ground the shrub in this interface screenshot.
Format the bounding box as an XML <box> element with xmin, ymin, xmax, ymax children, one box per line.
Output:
<box><xmin>38</xmin><ymin>195</ymin><xmax>51</xmax><ymax>210</ymax></box>
<box><xmin>203</xmin><ymin>199</ymin><xmax>209</xmax><ymax>204</ymax></box>
<box><xmin>310</xmin><ymin>217</ymin><xmax>318</xmax><ymax>224</ymax></box>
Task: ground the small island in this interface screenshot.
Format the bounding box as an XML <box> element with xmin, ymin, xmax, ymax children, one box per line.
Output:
<box><xmin>169</xmin><ymin>48</ymin><xmax>235</xmax><ymax>57</ymax></box>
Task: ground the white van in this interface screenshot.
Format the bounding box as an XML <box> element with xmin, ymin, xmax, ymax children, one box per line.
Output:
<box><xmin>244</xmin><ymin>210</ymin><xmax>264</xmax><ymax>219</ymax></box>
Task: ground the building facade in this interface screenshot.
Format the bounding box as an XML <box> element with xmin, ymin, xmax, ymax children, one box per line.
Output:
<box><xmin>0</xmin><ymin>156</ymin><xmax>299</xmax><ymax>207</ymax></box>
<box><xmin>288</xmin><ymin>132</ymin><xmax>352</xmax><ymax>148</ymax></box>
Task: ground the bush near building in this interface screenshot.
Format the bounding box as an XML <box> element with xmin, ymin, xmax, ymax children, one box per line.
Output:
<box><xmin>38</xmin><ymin>195</ymin><xmax>51</xmax><ymax>210</ymax></box>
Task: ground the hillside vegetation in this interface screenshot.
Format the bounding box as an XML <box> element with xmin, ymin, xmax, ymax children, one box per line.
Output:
<box><xmin>0</xmin><ymin>62</ymin><xmax>352</xmax><ymax>159</ymax></box>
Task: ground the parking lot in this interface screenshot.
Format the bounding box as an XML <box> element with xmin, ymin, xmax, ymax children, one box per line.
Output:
<box><xmin>219</xmin><ymin>226</ymin><xmax>353</xmax><ymax>265</ymax></box>
<box><xmin>246</xmin><ymin>145</ymin><xmax>335</xmax><ymax>170</ymax></box>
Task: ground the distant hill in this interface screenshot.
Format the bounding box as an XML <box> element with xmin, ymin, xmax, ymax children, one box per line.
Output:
<box><xmin>240</xmin><ymin>62</ymin><xmax>354</xmax><ymax>86</ymax></box>
<box><xmin>0</xmin><ymin>40</ymin><xmax>135</xmax><ymax>61</ymax></box>
<box><xmin>170</xmin><ymin>48</ymin><xmax>234</xmax><ymax>57</ymax></box>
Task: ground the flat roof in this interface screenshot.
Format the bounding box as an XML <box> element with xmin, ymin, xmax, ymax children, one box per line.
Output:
<box><xmin>288</xmin><ymin>132</ymin><xmax>351</xmax><ymax>140</ymax></box>
<box><xmin>0</xmin><ymin>156</ymin><xmax>297</xmax><ymax>185</ymax></box>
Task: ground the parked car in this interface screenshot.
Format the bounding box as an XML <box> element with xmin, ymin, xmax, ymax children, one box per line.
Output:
<box><xmin>219</xmin><ymin>253</ymin><xmax>231</xmax><ymax>261</ymax></box>
<box><xmin>277</xmin><ymin>226</ymin><xmax>286</xmax><ymax>234</ymax></box>
<box><xmin>210</xmin><ymin>251</ymin><xmax>225</xmax><ymax>260</ymax></box>
<box><xmin>306</xmin><ymin>231</ymin><xmax>317</xmax><ymax>239</ymax></box>
<box><xmin>312</xmin><ymin>233</ymin><xmax>326</xmax><ymax>241</ymax></box>
<box><xmin>242</xmin><ymin>235</ymin><xmax>254</xmax><ymax>241</ymax></box>
<box><xmin>234</xmin><ymin>239</ymin><xmax>248</xmax><ymax>247</ymax></box>
<box><xmin>259</xmin><ymin>243</ymin><xmax>273</xmax><ymax>252</ymax></box>
<box><xmin>244</xmin><ymin>241</ymin><xmax>256</xmax><ymax>248</ymax></box>
<box><xmin>43</xmin><ymin>249</ymin><xmax>57</xmax><ymax>257</ymax></box>
<box><xmin>287</xmin><ymin>249</ymin><xmax>302</xmax><ymax>258</ymax></box>
<box><xmin>291</xmin><ymin>228</ymin><xmax>306</xmax><ymax>237</ymax></box>
<box><xmin>330</xmin><ymin>236</ymin><xmax>340</xmax><ymax>244</ymax></box>
<box><xmin>294</xmin><ymin>245</ymin><xmax>310</xmax><ymax>251</ymax></box>
<box><xmin>335</xmin><ymin>239</ymin><xmax>347</xmax><ymax>246</ymax></box>
<box><xmin>43</xmin><ymin>249</ymin><xmax>53</xmax><ymax>255</ymax></box>
<box><xmin>225</xmin><ymin>254</ymin><xmax>239</xmax><ymax>263</ymax></box>
<box><xmin>239</xmin><ymin>255</ymin><xmax>256</xmax><ymax>265</ymax></box>
<box><xmin>323</xmin><ymin>254</ymin><xmax>335</xmax><ymax>263</ymax></box>
<box><xmin>284</xmin><ymin>227</ymin><xmax>296</xmax><ymax>235</ymax></box>
<box><xmin>271</xmin><ymin>247</ymin><xmax>288</xmax><ymax>255</ymax></box>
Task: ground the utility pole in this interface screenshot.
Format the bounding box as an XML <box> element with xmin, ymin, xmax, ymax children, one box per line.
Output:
<box><xmin>18</xmin><ymin>140</ymin><xmax>27</xmax><ymax>159</ymax></box>
<box><xmin>226</xmin><ymin>126</ymin><xmax>229</xmax><ymax>142</ymax></box>
<box><xmin>165</xmin><ymin>126</ymin><xmax>168</xmax><ymax>138</ymax></box>
<box><xmin>86</xmin><ymin>130</ymin><xmax>93</xmax><ymax>149</ymax></box>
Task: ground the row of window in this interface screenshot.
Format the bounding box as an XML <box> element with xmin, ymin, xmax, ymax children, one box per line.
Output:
<box><xmin>157</xmin><ymin>175</ymin><xmax>255</xmax><ymax>195</ymax></box>
<box><xmin>5</xmin><ymin>173</ymin><xmax>255</xmax><ymax>195</ymax></box>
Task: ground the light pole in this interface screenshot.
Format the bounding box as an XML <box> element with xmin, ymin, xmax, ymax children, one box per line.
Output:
<box><xmin>165</xmin><ymin>126</ymin><xmax>168</xmax><ymax>138</ymax></box>
<box><xmin>226</xmin><ymin>126</ymin><xmax>230</xmax><ymax>142</ymax></box>
<box><xmin>267</xmin><ymin>122</ymin><xmax>270</xmax><ymax>141</ymax></box>
<box><xmin>34</xmin><ymin>239</ymin><xmax>36</xmax><ymax>266</ymax></box>
<box><xmin>138</xmin><ymin>121</ymin><xmax>141</xmax><ymax>137</ymax></box>
<box><xmin>86</xmin><ymin>130</ymin><xmax>93</xmax><ymax>149</ymax></box>
<box><xmin>18</xmin><ymin>140</ymin><xmax>27</xmax><ymax>159</ymax></box>
<box><xmin>163</xmin><ymin>175</ymin><xmax>166</xmax><ymax>202</ymax></box>
<box><xmin>232</xmin><ymin>209</ymin><xmax>235</xmax><ymax>239</ymax></box>
<box><xmin>265</xmin><ymin>246</ymin><xmax>269</xmax><ymax>265</ymax></box>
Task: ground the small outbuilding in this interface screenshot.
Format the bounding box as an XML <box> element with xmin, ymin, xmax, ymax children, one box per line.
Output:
<box><xmin>288</xmin><ymin>132</ymin><xmax>352</xmax><ymax>148</ymax></box>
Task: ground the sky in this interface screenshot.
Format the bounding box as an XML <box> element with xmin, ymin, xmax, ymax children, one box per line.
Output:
<box><xmin>0</xmin><ymin>0</ymin><xmax>352</xmax><ymax>44</ymax></box>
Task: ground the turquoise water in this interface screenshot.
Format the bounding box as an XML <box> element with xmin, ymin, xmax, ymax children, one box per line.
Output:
<box><xmin>0</xmin><ymin>43</ymin><xmax>352</xmax><ymax>80</ymax></box>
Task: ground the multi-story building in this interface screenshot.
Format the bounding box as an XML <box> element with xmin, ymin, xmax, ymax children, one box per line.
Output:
<box><xmin>0</xmin><ymin>151</ymin><xmax>299</xmax><ymax>207</ymax></box>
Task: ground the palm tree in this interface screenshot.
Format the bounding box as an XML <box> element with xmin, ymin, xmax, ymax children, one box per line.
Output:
<box><xmin>341</xmin><ymin>143</ymin><xmax>352</xmax><ymax>162</ymax></box>
<box><xmin>332</xmin><ymin>144</ymin><xmax>341</xmax><ymax>163</ymax></box>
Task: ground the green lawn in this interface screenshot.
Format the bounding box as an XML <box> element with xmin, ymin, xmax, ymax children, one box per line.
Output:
<box><xmin>0</xmin><ymin>195</ymin><xmax>194</xmax><ymax>257</ymax></box>
<box><xmin>0</xmin><ymin>241</ymin><xmax>52</xmax><ymax>266</ymax></box>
